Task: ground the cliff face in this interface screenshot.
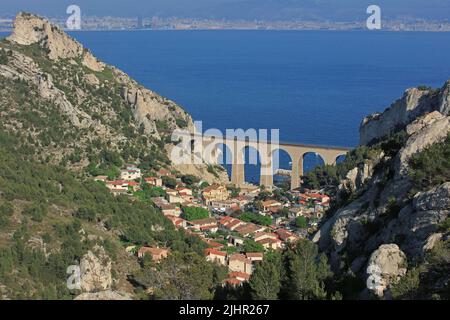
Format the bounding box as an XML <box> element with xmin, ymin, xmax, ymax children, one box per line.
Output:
<box><xmin>314</xmin><ymin>80</ymin><xmax>450</xmax><ymax>299</ymax></box>
<box><xmin>359</xmin><ymin>82</ymin><xmax>450</xmax><ymax>145</ymax></box>
<box><xmin>0</xmin><ymin>12</ymin><xmax>228</xmax><ymax>183</ymax></box>
<box><xmin>7</xmin><ymin>12</ymin><xmax>104</xmax><ymax>71</ymax></box>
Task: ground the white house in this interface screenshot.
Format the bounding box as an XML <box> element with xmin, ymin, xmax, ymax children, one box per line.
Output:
<box><xmin>120</xmin><ymin>165</ymin><xmax>142</xmax><ymax>181</ymax></box>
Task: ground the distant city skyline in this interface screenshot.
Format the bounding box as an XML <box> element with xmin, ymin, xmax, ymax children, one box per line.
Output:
<box><xmin>0</xmin><ymin>0</ymin><xmax>449</xmax><ymax>22</ymax></box>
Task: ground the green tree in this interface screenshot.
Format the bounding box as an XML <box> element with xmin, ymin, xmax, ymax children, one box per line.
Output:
<box><xmin>391</xmin><ymin>267</ymin><xmax>421</xmax><ymax>300</ymax></box>
<box><xmin>239</xmin><ymin>212</ymin><xmax>272</xmax><ymax>226</ymax></box>
<box><xmin>227</xmin><ymin>186</ymin><xmax>241</xmax><ymax>198</ymax></box>
<box><xmin>181</xmin><ymin>206</ymin><xmax>210</xmax><ymax>221</ymax></box>
<box><xmin>162</xmin><ymin>176</ymin><xmax>177</xmax><ymax>189</ymax></box>
<box><xmin>284</xmin><ymin>240</ymin><xmax>332</xmax><ymax>300</ymax></box>
<box><xmin>243</xmin><ymin>239</ymin><xmax>265</xmax><ymax>253</ymax></box>
<box><xmin>249</xmin><ymin>252</ymin><xmax>282</xmax><ymax>300</ymax></box>
<box><xmin>181</xmin><ymin>174</ymin><xmax>200</xmax><ymax>186</ymax></box>
<box><xmin>74</xmin><ymin>207</ymin><xmax>96</xmax><ymax>222</ymax></box>
<box><xmin>409</xmin><ymin>133</ymin><xmax>450</xmax><ymax>191</ymax></box>
<box><xmin>295</xmin><ymin>216</ymin><xmax>308</xmax><ymax>229</ymax></box>
<box><xmin>133</xmin><ymin>252</ymin><xmax>226</xmax><ymax>300</ymax></box>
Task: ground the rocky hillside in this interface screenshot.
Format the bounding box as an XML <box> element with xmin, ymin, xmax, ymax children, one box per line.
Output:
<box><xmin>0</xmin><ymin>12</ymin><xmax>227</xmax><ymax>183</ymax></box>
<box><xmin>0</xmin><ymin>12</ymin><xmax>231</xmax><ymax>300</ymax></box>
<box><xmin>312</xmin><ymin>81</ymin><xmax>450</xmax><ymax>299</ymax></box>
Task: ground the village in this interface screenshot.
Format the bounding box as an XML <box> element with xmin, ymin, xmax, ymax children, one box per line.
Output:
<box><xmin>94</xmin><ymin>164</ymin><xmax>331</xmax><ymax>286</ymax></box>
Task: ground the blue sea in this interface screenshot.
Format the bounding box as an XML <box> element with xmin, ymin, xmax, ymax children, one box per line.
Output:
<box><xmin>4</xmin><ymin>30</ymin><xmax>450</xmax><ymax>183</ymax></box>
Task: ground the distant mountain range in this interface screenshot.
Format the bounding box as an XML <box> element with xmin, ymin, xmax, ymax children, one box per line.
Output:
<box><xmin>1</xmin><ymin>0</ymin><xmax>449</xmax><ymax>22</ymax></box>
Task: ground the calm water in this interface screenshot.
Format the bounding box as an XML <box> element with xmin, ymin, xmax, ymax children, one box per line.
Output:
<box><xmin>4</xmin><ymin>30</ymin><xmax>450</xmax><ymax>182</ymax></box>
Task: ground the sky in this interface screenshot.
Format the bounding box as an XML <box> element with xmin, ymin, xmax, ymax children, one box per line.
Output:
<box><xmin>0</xmin><ymin>0</ymin><xmax>449</xmax><ymax>21</ymax></box>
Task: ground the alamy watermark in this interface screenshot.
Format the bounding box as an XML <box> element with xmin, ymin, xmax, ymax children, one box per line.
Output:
<box><xmin>366</xmin><ymin>264</ymin><xmax>384</xmax><ymax>294</ymax></box>
<box><xmin>66</xmin><ymin>5</ymin><xmax>81</xmax><ymax>30</ymax></box>
<box><xmin>171</xmin><ymin>121</ymin><xmax>280</xmax><ymax>171</ymax></box>
<box><xmin>367</xmin><ymin>5</ymin><xmax>382</xmax><ymax>30</ymax></box>
<box><xmin>66</xmin><ymin>264</ymin><xmax>81</xmax><ymax>290</ymax></box>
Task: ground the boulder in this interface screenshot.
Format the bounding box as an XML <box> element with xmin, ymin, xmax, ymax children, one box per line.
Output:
<box><xmin>84</xmin><ymin>73</ymin><xmax>100</xmax><ymax>86</ymax></box>
<box><xmin>79</xmin><ymin>246</ymin><xmax>112</xmax><ymax>293</ymax></box>
<box><xmin>366</xmin><ymin>244</ymin><xmax>407</xmax><ymax>298</ymax></box>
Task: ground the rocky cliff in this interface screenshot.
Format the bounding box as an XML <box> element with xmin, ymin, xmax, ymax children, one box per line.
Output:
<box><xmin>0</xmin><ymin>12</ymin><xmax>228</xmax><ymax>183</ymax></box>
<box><xmin>359</xmin><ymin>82</ymin><xmax>450</xmax><ymax>146</ymax></box>
<box><xmin>313</xmin><ymin>80</ymin><xmax>450</xmax><ymax>299</ymax></box>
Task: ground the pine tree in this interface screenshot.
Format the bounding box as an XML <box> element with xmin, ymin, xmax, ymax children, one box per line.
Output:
<box><xmin>249</xmin><ymin>251</ymin><xmax>282</xmax><ymax>300</ymax></box>
<box><xmin>284</xmin><ymin>240</ymin><xmax>332</xmax><ymax>300</ymax></box>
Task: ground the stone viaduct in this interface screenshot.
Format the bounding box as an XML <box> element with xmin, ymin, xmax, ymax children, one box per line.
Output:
<box><xmin>177</xmin><ymin>132</ymin><xmax>352</xmax><ymax>190</ymax></box>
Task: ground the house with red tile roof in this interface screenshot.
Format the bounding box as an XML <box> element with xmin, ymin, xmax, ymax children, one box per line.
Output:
<box><xmin>228</xmin><ymin>254</ymin><xmax>253</xmax><ymax>274</ymax></box>
<box><xmin>127</xmin><ymin>181</ymin><xmax>140</xmax><ymax>192</ymax></box>
<box><xmin>202</xmin><ymin>184</ymin><xmax>229</xmax><ymax>204</ymax></box>
<box><xmin>160</xmin><ymin>204</ymin><xmax>181</xmax><ymax>217</ymax></box>
<box><xmin>228</xmin><ymin>271</ymin><xmax>251</xmax><ymax>282</ymax></box>
<box><xmin>210</xmin><ymin>200</ymin><xmax>238</xmax><ymax>213</ymax></box>
<box><xmin>176</xmin><ymin>187</ymin><xmax>193</xmax><ymax>196</ymax></box>
<box><xmin>166</xmin><ymin>215</ymin><xmax>187</xmax><ymax>229</ymax></box>
<box><xmin>234</xmin><ymin>223</ymin><xmax>265</xmax><ymax>237</ymax></box>
<box><xmin>246</xmin><ymin>252</ymin><xmax>264</xmax><ymax>262</ymax></box>
<box><xmin>137</xmin><ymin>247</ymin><xmax>170</xmax><ymax>262</ymax></box>
<box><xmin>256</xmin><ymin>237</ymin><xmax>282</xmax><ymax>250</ymax></box>
<box><xmin>156</xmin><ymin>168</ymin><xmax>171</xmax><ymax>177</ymax></box>
<box><xmin>261</xmin><ymin>199</ymin><xmax>282</xmax><ymax>212</ymax></box>
<box><xmin>275</xmin><ymin>228</ymin><xmax>300</xmax><ymax>243</ymax></box>
<box><xmin>205</xmin><ymin>239</ymin><xmax>224</xmax><ymax>249</ymax></box>
<box><xmin>231</xmin><ymin>195</ymin><xmax>252</xmax><ymax>207</ymax></box>
<box><xmin>204</xmin><ymin>248</ymin><xmax>227</xmax><ymax>265</ymax></box>
<box><xmin>144</xmin><ymin>177</ymin><xmax>162</xmax><ymax>187</ymax></box>
<box><xmin>188</xmin><ymin>218</ymin><xmax>218</xmax><ymax>233</ymax></box>
<box><xmin>218</xmin><ymin>216</ymin><xmax>246</xmax><ymax>231</ymax></box>
<box><xmin>253</xmin><ymin>232</ymin><xmax>278</xmax><ymax>242</ymax></box>
<box><xmin>165</xmin><ymin>190</ymin><xmax>184</xmax><ymax>204</ymax></box>
<box><xmin>106</xmin><ymin>180</ymin><xmax>128</xmax><ymax>190</ymax></box>
<box><xmin>120</xmin><ymin>165</ymin><xmax>142</xmax><ymax>181</ymax></box>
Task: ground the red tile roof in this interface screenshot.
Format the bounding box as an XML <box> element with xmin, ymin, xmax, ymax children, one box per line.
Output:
<box><xmin>107</xmin><ymin>180</ymin><xmax>128</xmax><ymax>185</ymax></box>
<box><xmin>189</xmin><ymin>218</ymin><xmax>216</xmax><ymax>226</ymax></box>
<box><xmin>204</xmin><ymin>248</ymin><xmax>226</xmax><ymax>257</ymax></box>
<box><xmin>228</xmin><ymin>254</ymin><xmax>252</xmax><ymax>264</ymax></box>
<box><xmin>229</xmin><ymin>272</ymin><xmax>250</xmax><ymax>281</ymax></box>
<box><xmin>223</xmin><ymin>278</ymin><xmax>242</xmax><ymax>286</ymax></box>
<box><xmin>257</xmin><ymin>238</ymin><xmax>281</xmax><ymax>246</ymax></box>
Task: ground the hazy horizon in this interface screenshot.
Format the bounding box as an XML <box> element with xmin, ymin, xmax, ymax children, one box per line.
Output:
<box><xmin>0</xmin><ymin>0</ymin><xmax>449</xmax><ymax>21</ymax></box>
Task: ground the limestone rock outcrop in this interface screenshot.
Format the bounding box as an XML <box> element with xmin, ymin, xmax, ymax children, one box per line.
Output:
<box><xmin>314</xmin><ymin>80</ymin><xmax>450</xmax><ymax>293</ymax></box>
<box><xmin>79</xmin><ymin>246</ymin><xmax>112</xmax><ymax>293</ymax></box>
<box><xmin>376</xmin><ymin>183</ymin><xmax>450</xmax><ymax>257</ymax></box>
<box><xmin>7</xmin><ymin>12</ymin><xmax>104</xmax><ymax>71</ymax></box>
<box><xmin>340</xmin><ymin>153</ymin><xmax>383</xmax><ymax>192</ymax></box>
<box><xmin>396</xmin><ymin>115</ymin><xmax>450</xmax><ymax>176</ymax></box>
<box><xmin>359</xmin><ymin>81</ymin><xmax>450</xmax><ymax>145</ymax></box>
<box><xmin>366</xmin><ymin>244</ymin><xmax>407</xmax><ymax>298</ymax></box>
